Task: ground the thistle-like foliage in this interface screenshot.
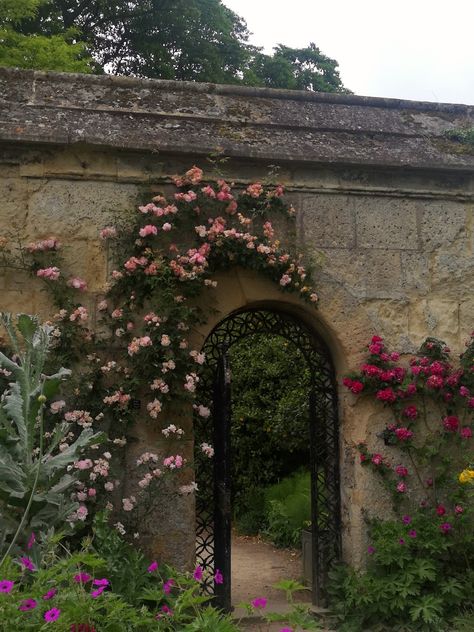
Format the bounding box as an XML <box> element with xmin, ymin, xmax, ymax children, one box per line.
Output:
<box><xmin>0</xmin><ymin>313</ymin><xmax>103</xmax><ymax>559</ymax></box>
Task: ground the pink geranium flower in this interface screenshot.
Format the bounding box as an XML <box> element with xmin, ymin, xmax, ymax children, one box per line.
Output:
<box><xmin>20</xmin><ymin>556</ymin><xmax>35</xmax><ymax>571</ymax></box>
<box><xmin>44</xmin><ymin>607</ymin><xmax>61</xmax><ymax>621</ymax></box>
<box><xmin>251</xmin><ymin>597</ymin><xmax>267</xmax><ymax>609</ymax></box>
<box><xmin>73</xmin><ymin>572</ymin><xmax>91</xmax><ymax>583</ymax></box>
<box><xmin>0</xmin><ymin>580</ymin><xmax>14</xmax><ymax>593</ymax></box>
<box><xmin>93</xmin><ymin>578</ymin><xmax>109</xmax><ymax>587</ymax></box>
<box><xmin>148</xmin><ymin>561</ymin><xmax>158</xmax><ymax>573</ymax></box>
<box><xmin>163</xmin><ymin>579</ymin><xmax>175</xmax><ymax>594</ymax></box>
<box><xmin>91</xmin><ymin>586</ymin><xmax>106</xmax><ymax>598</ymax></box>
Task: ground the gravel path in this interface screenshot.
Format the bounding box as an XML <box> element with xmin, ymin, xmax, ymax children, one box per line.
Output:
<box><xmin>231</xmin><ymin>533</ymin><xmax>310</xmax><ymax>607</ymax></box>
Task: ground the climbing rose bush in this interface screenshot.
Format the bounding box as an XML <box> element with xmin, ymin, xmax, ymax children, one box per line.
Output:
<box><xmin>0</xmin><ymin>166</ymin><xmax>320</xmax><ymax>537</ymax></box>
<box><xmin>343</xmin><ymin>334</ymin><xmax>474</xmax><ymax>508</ymax></box>
<box><xmin>329</xmin><ymin>334</ymin><xmax>474</xmax><ymax>630</ymax></box>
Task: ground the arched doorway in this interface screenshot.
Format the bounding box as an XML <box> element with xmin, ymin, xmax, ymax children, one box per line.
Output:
<box><xmin>194</xmin><ymin>307</ymin><xmax>340</xmax><ymax>611</ymax></box>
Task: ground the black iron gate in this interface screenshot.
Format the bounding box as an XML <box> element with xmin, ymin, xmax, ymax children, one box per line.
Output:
<box><xmin>194</xmin><ymin>308</ymin><xmax>340</xmax><ymax>611</ymax></box>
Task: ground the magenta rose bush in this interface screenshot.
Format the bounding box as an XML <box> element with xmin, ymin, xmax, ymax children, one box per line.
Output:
<box><xmin>330</xmin><ymin>335</ymin><xmax>474</xmax><ymax>631</ymax></box>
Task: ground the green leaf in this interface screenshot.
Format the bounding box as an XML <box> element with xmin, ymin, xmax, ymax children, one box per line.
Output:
<box><xmin>16</xmin><ymin>313</ymin><xmax>38</xmax><ymax>341</ymax></box>
<box><xmin>409</xmin><ymin>595</ymin><xmax>443</xmax><ymax>624</ymax></box>
<box><xmin>3</xmin><ymin>381</ymin><xmax>27</xmax><ymax>453</ymax></box>
<box><xmin>41</xmin><ymin>430</ymin><xmax>106</xmax><ymax>476</ymax></box>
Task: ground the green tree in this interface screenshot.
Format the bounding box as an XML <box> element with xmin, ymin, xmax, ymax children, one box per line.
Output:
<box><xmin>229</xmin><ymin>334</ymin><xmax>311</xmax><ymax>494</ymax></box>
<box><xmin>1</xmin><ymin>0</ymin><xmax>349</xmax><ymax>92</ymax></box>
<box><xmin>246</xmin><ymin>43</ymin><xmax>347</xmax><ymax>93</ymax></box>
<box><xmin>0</xmin><ymin>0</ymin><xmax>93</xmax><ymax>72</ymax></box>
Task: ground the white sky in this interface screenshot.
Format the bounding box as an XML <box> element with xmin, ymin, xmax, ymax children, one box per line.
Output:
<box><xmin>223</xmin><ymin>0</ymin><xmax>474</xmax><ymax>105</ymax></box>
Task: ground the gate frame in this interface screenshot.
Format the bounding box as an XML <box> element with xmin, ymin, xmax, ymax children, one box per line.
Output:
<box><xmin>194</xmin><ymin>306</ymin><xmax>341</xmax><ymax>610</ymax></box>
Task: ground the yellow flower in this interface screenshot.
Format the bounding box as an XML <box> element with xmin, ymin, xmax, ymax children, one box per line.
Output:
<box><xmin>458</xmin><ymin>469</ymin><xmax>474</xmax><ymax>483</ymax></box>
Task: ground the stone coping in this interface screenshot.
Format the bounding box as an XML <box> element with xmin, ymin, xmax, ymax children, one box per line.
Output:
<box><xmin>1</xmin><ymin>67</ymin><xmax>473</xmax><ymax>170</ymax></box>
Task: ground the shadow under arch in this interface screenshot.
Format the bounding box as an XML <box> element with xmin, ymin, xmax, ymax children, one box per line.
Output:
<box><xmin>194</xmin><ymin>305</ymin><xmax>341</xmax><ymax>611</ymax></box>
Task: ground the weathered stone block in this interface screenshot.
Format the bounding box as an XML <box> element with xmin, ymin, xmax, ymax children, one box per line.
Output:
<box><xmin>355</xmin><ymin>197</ymin><xmax>419</xmax><ymax>250</ymax></box>
<box><xmin>301</xmin><ymin>194</ymin><xmax>355</xmax><ymax>249</ymax></box>
<box><xmin>0</xmin><ymin>177</ymin><xmax>30</xmax><ymax>232</ymax></box>
<box><xmin>315</xmin><ymin>248</ymin><xmax>366</xmax><ymax>298</ymax></box>
<box><xmin>365</xmin><ymin>299</ymin><xmax>411</xmax><ymax>349</ymax></box>
<box><xmin>26</xmin><ymin>180</ymin><xmax>139</xmax><ymax>240</ymax></box>
<box><xmin>419</xmin><ymin>200</ymin><xmax>467</xmax><ymax>251</ymax></box>
<box><xmin>62</xmin><ymin>240</ymin><xmax>109</xmax><ymax>292</ymax></box>
<box><xmin>459</xmin><ymin>299</ymin><xmax>474</xmax><ymax>340</ymax></box>
<box><xmin>363</xmin><ymin>250</ymin><xmax>402</xmax><ymax>298</ymax></box>
<box><xmin>401</xmin><ymin>252</ymin><xmax>431</xmax><ymax>293</ymax></box>
<box><xmin>408</xmin><ymin>298</ymin><xmax>460</xmax><ymax>347</ymax></box>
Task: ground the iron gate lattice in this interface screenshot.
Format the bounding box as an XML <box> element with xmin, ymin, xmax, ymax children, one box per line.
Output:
<box><xmin>194</xmin><ymin>308</ymin><xmax>341</xmax><ymax>610</ymax></box>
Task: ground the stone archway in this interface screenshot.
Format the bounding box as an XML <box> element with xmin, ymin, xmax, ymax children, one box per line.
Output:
<box><xmin>194</xmin><ymin>306</ymin><xmax>340</xmax><ymax>610</ymax></box>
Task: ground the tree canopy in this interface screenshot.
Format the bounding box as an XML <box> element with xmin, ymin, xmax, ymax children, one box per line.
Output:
<box><xmin>0</xmin><ymin>0</ymin><xmax>348</xmax><ymax>92</ymax></box>
<box><xmin>0</xmin><ymin>0</ymin><xmax>93</xmax><ymax>72</ymax></box>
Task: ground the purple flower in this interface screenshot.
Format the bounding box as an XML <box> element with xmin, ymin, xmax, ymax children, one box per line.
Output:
<box><xmin>251</xmin><ymin>597</ymin><xmax>267</xmax><ymax>609</ymax></box>
<box><xmin>147</xmin><ymin>561</ymin><xmax>158</xmax><ymax>573</ymax></box>
<box><xmin>91</xmin><ymin>586</ymin><xmax>105</xmax><ymax>598</ymax></box>
<box><xmin>214</xmin><ymin>569</ymin><xmax>223</xmax><ymax>585</ymax></box>
<box><xmin>408</xmin><ymin>529</ymin><xmax>417</xmax><ymax>538</ymax></box>
<box><xmin>440</xmin><ymin>522</ymin><xmax>452</xmax><ymax>534</ymax></box>
<box><xmin>163</xmin><ymin>579</ymin><xmax>175</xmax><ymax>594</ymax></box>
<box><xmin>44</xmin><ymin>607</ymin><xmax>61</xmax><ymax>622</ymax></box>
<box><xmin>73</xmin><ymin>572</ymin><xmax>91</xmax><ymax>583</ymax></box>
<box><xmin>0</xmin><ymin>580</ymin><xmax>14</xmax><ymax>593</ymax></box>
<box><xmin>20</xmin><ymin>556</ymin><xmax>35</xmax><ymax>571</ymax></box>
<box><xmin>399</xmin><ymin>538</ymin><xmax>405</xmax><ymax>545</ymax></box>
<box><xmin>402</xmin><ymin>515</ymin><xmax>412</xmax><ymax>525</ymax></box>
<box><xmin>19</xmin><ymin>598</ymin><xmax>37</xmax><ymax>611</ymax></box>
<box><xmin>193</xmin><ymin>565</ymin><xmax>203</xmax><ymax>581</ymax></box>
<box><xmin>27</xmin><ymin>532</ymin><xmax>36</xmax><ymax>550</ymax></box>
<box><xmin>92</xmin><ymin>578</ymin><xmax>109</xmax><ymax>587</ymax></box>
<box><xmin>156</xmin><ymin>605</ymin><xmax>173</xmax><ymax>619</ymax></box>
<box><xmin>367</xmin><ymin>546</ymin><xmax>375</xmax><ymax>555</ymax></box>
<box><xmin>43</xmin><ymin>588</ymin><xmax>57</xmax><ymax>600</ymax></box>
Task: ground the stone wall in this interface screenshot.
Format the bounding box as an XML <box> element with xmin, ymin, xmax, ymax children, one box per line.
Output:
<box><xmin>1</xmin><ymin>67</ymin><xmax>474</xmax><ymax>569</ymax></box>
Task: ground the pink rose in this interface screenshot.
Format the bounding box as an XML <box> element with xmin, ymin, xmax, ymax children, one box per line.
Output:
<box><xmin>139</xmin><ymin>224</ymin><xmax>158</xmax><ymax>238</ymax></box>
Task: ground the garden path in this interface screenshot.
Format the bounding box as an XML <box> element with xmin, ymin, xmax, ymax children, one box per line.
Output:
<box><xmin>231</xmin><ymin>535</ymin><xmax>335</xmax><ymax>630</ymax></box>
<box><xmin>231</xmin><ymin>532</ymin><xmax>309</xmax><ymax>607</ymax></box>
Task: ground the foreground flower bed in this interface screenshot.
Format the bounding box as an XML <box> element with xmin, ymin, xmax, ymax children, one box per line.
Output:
<box><xmin>0</xmin><ymin>518</ymin><xmax>319</xmax><ymax>631</ymax></box>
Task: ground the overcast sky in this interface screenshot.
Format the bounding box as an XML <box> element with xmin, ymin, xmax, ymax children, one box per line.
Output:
<box><xmin>223</xmin><ymin>0</ymin><xmax>474</xmax><ymax>105</ymax></box>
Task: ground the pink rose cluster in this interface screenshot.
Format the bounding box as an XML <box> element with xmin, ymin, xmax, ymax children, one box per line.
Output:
<box><xmin>36</xmin><ymin>266</ymin><xmax>60</xmax><ymax>281</ymax></box>
<box><xmin>27</xmin><ymin>238</ymin><xmax>61</xmax><ymax>252</ymax></box>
